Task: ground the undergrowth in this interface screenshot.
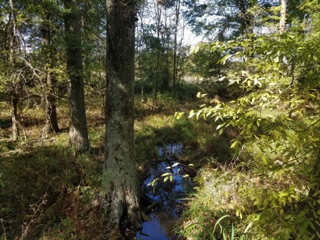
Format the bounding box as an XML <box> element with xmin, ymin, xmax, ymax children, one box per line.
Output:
<box><xmin>0</xmin><ymin>146</ymin><xmax>105</xmax><ymax>239</ymax></box>
<box><xmin>0</xmin><ymin>90</ymin><xmax>225</xmax><ymax>239</ymax></box>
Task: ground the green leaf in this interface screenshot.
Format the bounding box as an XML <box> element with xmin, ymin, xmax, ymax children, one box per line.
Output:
<box><xmin>174</xmin><ymin>111</ymin><xmax>184</xmax><ymax>120</ymax></box>
<box><xmin>216</xmin><ymin>123</ymin><xmax>225</xmax><ymax>130</ymax></box>
<box><xmin>189</xmin><ymin>110</ymin><xmax>195</xmax><ymax>118</ymax></box>
<box><xmin>230</xmin><ymin>139</ymin><xmax>240</xmax><ymax>149</ymax></box>
<box><xmin>219</xmin><ymin>54</ymin><xmax>232</xmax><ymax>65</ymax></box>
<box><xmin>196</xmin><ymin>110</ymin><xmax>201</xmax><ymax>120</ymax></box>
<box><xmin>162</xmin><ymin>172</ymin><xmax>171</xmax><ymax>177</ymax></box>
<box><xmin>172</xmin><ymin>162</ymin><xmax>179</xmax><ymax>167</ymax></box>
<box><xmin>196</xmin><ymin>92</ymin><xmax>207</xmax><ymax>98</ymax></box>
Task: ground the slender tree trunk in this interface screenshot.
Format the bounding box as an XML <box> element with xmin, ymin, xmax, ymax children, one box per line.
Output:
<box><xmin>161</xmin><ymin>12</ymin><xmax>170</xmax><ymax>92</ymax></box>
<box><xmin>11</xmin><ymin>94</ymin><xmax>19</xmax><ymax>141</ymax></box>
<box><xmin>279</xmin><ymin>0</ymin><xmax>287</xmax><ymax>33</ymax></box>
<box><xmin>41</xmin><ymin>14</ymin><xmax>59</xmax><ymax>138</ymax></box>
<box><xmin>46</xmin><ymin>73</ymin><xmax>59</xmax><ymax>133</ymax></box>
<box><xmin>172</xmin><ymin>0</ymin><xmax>180</xmax><ymax>92</ymax></box>
<box><xmin>153</xmin><ymin>3</ymin><xmax>162</xmax><ymax>106</ymax></box>
<box><xmin>9</xmin><ymin>47</ymin><xmax>19</xmax><ymax>141</ymax></box>
<box><xmin>43</xmin><ymin>72</ymin><xmax>59</xmax><ymax>137</ymax></box>
<box><xmin>64</xmin><ymin>0</ymin><xmax>89</xmax><ymax>153</ymax></box>
<box><xmin>9</xmin><ymin>0</ymin><xmax>19</xmax><ymax>141</ymax></box>
<box><xmin>103</xmin><ymin>0</ymin><xmax>143</xmax><ymax>238</ymax></box>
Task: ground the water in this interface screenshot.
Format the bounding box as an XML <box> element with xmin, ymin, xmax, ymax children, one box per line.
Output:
<box><xmin>136</xmin><ymin>143</ymin><xmax>194</xmax><ymax>239</ymax></box>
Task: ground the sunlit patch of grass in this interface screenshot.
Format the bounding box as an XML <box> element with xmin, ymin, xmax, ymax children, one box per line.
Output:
<box><xmin>52</xmin><ymin>131</ymin><xmax>69</xmax><ymax>148</ymax></box>
<box><xmin>89</xmin><ymin>125</ymin><xmax>105</xmax><ymax>149</ymax></box>
<box><xmin>179</xmin><ymin>167</ymin><xmax>249</xmax><ymax>239</ymax></box>
<box><xmin>135</xmin><ymin>114</ymin><xmax>194</xmax><ymax>144</ymax></box>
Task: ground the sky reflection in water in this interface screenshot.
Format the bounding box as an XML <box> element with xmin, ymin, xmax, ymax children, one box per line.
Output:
<box><xmin>136</xmin><ymin>143</ymin><xmax>194</xmax><ymax>239</ymax></box>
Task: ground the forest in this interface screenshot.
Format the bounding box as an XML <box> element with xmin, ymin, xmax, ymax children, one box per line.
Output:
<box><xmin>1</xmin><ymin>0</ymin><xmax>320</xmax><ymax>239</ymax></box>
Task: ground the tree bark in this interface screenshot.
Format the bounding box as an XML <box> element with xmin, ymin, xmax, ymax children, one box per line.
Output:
<box><xmin>41</xmin><ymin>13</ymin><xmax>59</xmax><ymax>138</ymax></box>
<box><xmin>8</xmin><ymin>0</ymin><xmax>19</xmax><ymax>141</ymax></box>
<box><xmin>172</xmin><ymin>0</ymin><xmax>180</xmax><ymax>92</ymax></box>
<box><xmin>103</xmin><ymin>0</ymin><xmax>143</xmax><ymax>237</ymax></box>
<box><xmin>64</xmin><ymin>0</ymin><xmax>89</xmax><ymax>153</ymax></box>
<box><xmin>152</xmin><ymin>4</ymin><xmax>162</xmax><ymax>106</ymax></box>
<box><xmin>279</xmin><ymin>0</ymin><xmax>287</xmax><ymax>34</ymax></box>
<box><xmin>11</xmin><ymin>94</ymin><xmax>19</xmax><ymax>141</ymax></box>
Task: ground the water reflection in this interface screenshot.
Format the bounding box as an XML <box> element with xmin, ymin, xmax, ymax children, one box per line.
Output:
<box><xmin>136</xmin><ymin>143</ymin><xmax>194</xmax><ymax>239</ymax></box>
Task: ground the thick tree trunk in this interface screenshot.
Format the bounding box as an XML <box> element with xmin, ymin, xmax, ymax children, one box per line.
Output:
<box><xmin>64</xmin><ymin>0</ymin><xmax>89</xmax><ymax>153</ymax></box>
<box><xmin>103</xmin><ymin>0</ymin><xmax>143</xmax><ymax>237</ymax></box>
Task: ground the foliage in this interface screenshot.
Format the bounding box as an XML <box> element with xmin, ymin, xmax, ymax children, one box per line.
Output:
<box><xmin>136</xmin><ymin>0</ymin><xmax>189</xmax><ymax>94</ymax></box>
<box><xmin>181</xmin><ymin>0</ymin><xmax>320</xmax><ymax>239</ymax></box>
<box><xmin>186</xmin><ymin>42</ymin><xmax>227</xmax><ymax>78</ymax></box>
<box><xmin>182</xmin><ymin>0</ymin><xmax>268</xmax><ymax>40</ymax></box>
<box><xmin>180</xmin><ymin>168</ymin><xmax>249</xmax><ymax>239</ymax></box>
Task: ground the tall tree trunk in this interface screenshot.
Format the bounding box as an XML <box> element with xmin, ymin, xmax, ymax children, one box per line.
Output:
<box><xmin>153</xmin><ymin>3</ymin><xmax>162</xmax><ymax>106</ymax></box>
<box><xmin>41</xmin><ymin>14</ymin><xmax>59</xmax><ymax>139</ymax></box>
<box><xmin>43</xmin><ymin>72</ymin><xmax>59</xmax><ymax>137</ymax></box>
<box><xmin>46</xmin><ymin>73</ymin><xmax>59</xmax><ymax>133</ymax></box>
<box><xmin>279</xmin><ymin>0</ymin><xmax>287</xmax><ymax>33</ymax></box>
<box><xmin>172</xmin><ymin>0</ymin><xmax>180</xmax><ymax>92</ymax></box>
<box><xmin>103</xmin><ymin>0</ymin><xmax>143</xmax><ymax>238</ymax></box>
<box><xmin>161</xmin><ymin>12</ymin><xmax>170</xmax><ymax>92</ymax></box>
<box><xmin>9</xmin><ymin>0</ymin><xmax>19</xmax><ymax>141</ymax></box>
<box><xmin>64</xmin><ymin>0</ymin><xmax>89</xmax><ymax>153</ymax></box>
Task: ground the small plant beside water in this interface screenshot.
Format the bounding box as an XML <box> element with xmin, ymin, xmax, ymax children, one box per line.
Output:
<box><xmin>208</xmin><ymin>215</ymin><xmax>247</xmax><ymax>240</ymax></box>
<box><xmin>180</xmin><ymin>167</ymin><xmax>250</xmax><ymax>240</ymax></box>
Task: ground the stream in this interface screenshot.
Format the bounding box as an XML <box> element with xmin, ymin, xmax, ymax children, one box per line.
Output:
<box><xmin>136</xmin><ymin>143</ymin><xmax>195</xmax><ymax>240</ymax></box>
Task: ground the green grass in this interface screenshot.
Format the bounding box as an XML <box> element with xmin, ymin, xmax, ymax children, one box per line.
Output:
<box><xmin>178</xmin><ymin>167</ymin><xmax>250</xmax><ymax>240</ymax></box>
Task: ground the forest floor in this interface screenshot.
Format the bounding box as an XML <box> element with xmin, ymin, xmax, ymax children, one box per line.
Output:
<box><xmin>3</xmin><ymin>86</ymin><xmax>309</xmax><ymax>239</ymax></box>
<box><xmin>0</xmin><ymin>91</ymin><xmax>235</xmax><ymax>239</ymax></box>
